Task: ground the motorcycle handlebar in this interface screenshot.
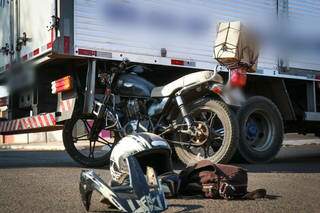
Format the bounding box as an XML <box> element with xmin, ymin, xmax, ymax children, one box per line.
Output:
<box><xmin>108</xmin><ymin>58</ymin><xmax>130</xmax><ymax>74</ymax></box>
<box><xmin>119</xmin><ymin>58</ymin><xmax>130</xmax><ymax>71</ymax></box>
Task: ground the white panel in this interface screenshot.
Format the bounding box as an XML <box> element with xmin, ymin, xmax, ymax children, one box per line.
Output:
<box><xmin>74</xmin><ymin>0</ymin><xmax>278</xmax><ymax>70</ymax></box>
<box><xmin>288</xmin><ymin>0</ymin><xmax>320</xmax><ymax>71</ymax></box>
<box><xmin>17</xmin><ymin>0</ymin><xmax>55</xmax><ymax>60</ymax></box>
<box><xmin>0</xmin><ymin>1</ymin><xmax>11</xmax><ymax>71</ymax></box>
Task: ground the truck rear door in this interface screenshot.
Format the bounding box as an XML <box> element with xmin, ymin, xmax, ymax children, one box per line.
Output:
<box><xmin>0</xmin><ymin>0</ymin><xmax>11</xmax><ymax>73</ymax></box>
<box><xmin>15</xmin><ymin>0</ymin><xmax>56</xmax><ymax>63</ymax></box>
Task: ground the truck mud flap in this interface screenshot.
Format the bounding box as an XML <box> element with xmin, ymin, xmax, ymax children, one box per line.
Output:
<box><xmin>56</xmin><ymin>94</ymin><xmax>76</xmax><ymax>123</ymax></box>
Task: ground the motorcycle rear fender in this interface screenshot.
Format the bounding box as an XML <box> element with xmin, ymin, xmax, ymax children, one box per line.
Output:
<box><xmin>209</xmin><ymin>83</ymin><xmax>246</xmax><ymax>107</ymax></box>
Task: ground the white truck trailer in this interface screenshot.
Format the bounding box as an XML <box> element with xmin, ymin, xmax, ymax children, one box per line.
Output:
<box><xmin>0</xmin><ymin>0</ymin><xmax>319</xmax><ymax>165</ymax></box>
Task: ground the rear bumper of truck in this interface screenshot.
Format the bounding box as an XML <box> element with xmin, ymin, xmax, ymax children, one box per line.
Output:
<box><xmin>0</xmin><ymin>96</ymin><xmax>75</xmax><ymax>135</ymax></box>
<box><xmin>0</xmin><ymin>112</ymin><xmax>64</xmax><ymax>135</ymax></box>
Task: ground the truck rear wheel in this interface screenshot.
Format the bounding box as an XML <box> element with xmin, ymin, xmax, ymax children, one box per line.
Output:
<box><xmin>237</xmin><ymin>96</ymin><xmax>283</xmax><ymax>163</ymax></box>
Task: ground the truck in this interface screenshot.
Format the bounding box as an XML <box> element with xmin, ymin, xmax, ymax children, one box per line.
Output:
<box><xmin>0</xmin><ymin>0</ymin><xmax>319</xmax><ymax>166</ymax></box>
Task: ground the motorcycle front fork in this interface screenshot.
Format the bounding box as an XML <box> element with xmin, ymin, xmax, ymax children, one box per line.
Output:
<box><xmin>89</xmin><ymin>95</ymin><xmax>110</xmax><ymax>141</ymax></box>
<box><xmin>89</xmin><ymin>91</ymin><xmax>121</xmax><ymax>140</ymax></box>
<box><xmin>175</xmin><ymin>95</ymin><xmax>195</xmax><ymax>130</ymax></box>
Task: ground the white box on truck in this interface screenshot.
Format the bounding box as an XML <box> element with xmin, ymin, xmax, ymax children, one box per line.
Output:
<box><xmin>1</xmin><ymin>0</ymin><xmax>320</xmax><ymax>74</ymax></box>
<box><xmin>73</xmin><ymin>0</ymin><xmax>279</xmax><ymax>71</ymax></box>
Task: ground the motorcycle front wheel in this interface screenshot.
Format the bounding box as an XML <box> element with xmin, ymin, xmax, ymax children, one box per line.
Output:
<box><xmin>174</xmin><ymin>99</ymin><xmax>239</xmax><ymax>165</ymax></box>
<box><xmin>63</xmin><ymin>113</ymin><xmax>120</xmax><ymax>167</ymax></box>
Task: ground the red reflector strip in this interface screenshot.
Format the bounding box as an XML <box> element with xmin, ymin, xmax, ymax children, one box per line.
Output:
<box><xmin>33</xmin><ymin>48</ymin><xmax>40</xmax><ymax>56</ymax></box>
<box><xmin>171</xmin><ymin>59</ymin><xmax>196</xmax><ymax>67</ymax></box>
<box><xmin>50</xmin><ymin>28</ymin><xmax>55</xmax><ymax>45</ymax></box>
<box><xmin>0</xmin><ymin>113</ymin><xmax>57</xmax><ymax>133</ymax></box>
<box><xmin>171</xmin><ymin>59</ymin><xmax>185</xmax><ymax>66</ymax></box>
<box><xmin>78</xmin><ymin>49</ymin><xmax>97</xmax><ymax>56</ymax></box>
<box><xmin>64</xmin><ymin>36</ymin><xmax>70</xmax><ymax>54</ymax></box>
<box><xmin>20</xmin><ymin>40</ymin><xmax>54</xmax><ymax>62</ymax></box>
<box><xmin>47</xmin><ymin>42</ymin><xmax>53</xmax><ymax>49</ymax></box>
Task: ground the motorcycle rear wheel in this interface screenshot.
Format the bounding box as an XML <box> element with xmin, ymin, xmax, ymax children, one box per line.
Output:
<box><xmin>174</xmin><ymin>99</ymin><xmax>239</xmax><ymax>165</ymax></box>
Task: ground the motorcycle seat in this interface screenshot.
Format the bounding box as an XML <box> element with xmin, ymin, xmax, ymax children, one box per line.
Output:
<box><xmin>151</xmin><ymin>71</ymin><xmax>223</xmax><ymax>98</ymax></box>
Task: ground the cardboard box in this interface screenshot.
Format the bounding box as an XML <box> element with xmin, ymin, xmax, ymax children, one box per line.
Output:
<box><xmin>214</xmin><ymin>21</ymin><xmax>259</xmax><ymax>72</ymax></box>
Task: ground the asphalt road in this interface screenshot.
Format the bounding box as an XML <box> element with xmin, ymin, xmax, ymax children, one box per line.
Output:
<box><xmin>0</xmin><ymin>145</ymin><xmax>320</xmax><ymax>213</ymax></box>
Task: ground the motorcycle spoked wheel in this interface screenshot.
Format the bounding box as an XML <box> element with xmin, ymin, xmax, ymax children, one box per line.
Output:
<box><xmin>174</xmin><ymin>99</ymin><xmax>239</xmax><ymax>165</ymax></box>
<box><xmin>63</xmin><ymin>114</ymin><xmax>120</xmax><ymax>167</ymax></box>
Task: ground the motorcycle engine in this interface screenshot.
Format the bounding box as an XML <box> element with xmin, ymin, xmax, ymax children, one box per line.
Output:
<box><xmin>127</xmin><ymin>99</ymin><xmax>141</xmax><ymax>119</ymax></box>
<box><xmin>124</xmin><ymin>99</ymin><xmax>151</xmax><ymax>135</ymax></box>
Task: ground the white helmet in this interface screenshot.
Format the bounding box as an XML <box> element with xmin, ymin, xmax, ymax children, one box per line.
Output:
<box><xmin>110</xmin><ymin>132</ymin><xmax>172</xmax><ymax>184</ymax></box>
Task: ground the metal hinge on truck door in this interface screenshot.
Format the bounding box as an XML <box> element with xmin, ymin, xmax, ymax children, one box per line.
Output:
<box><xmin>0</xmin><ymin>43</ymin><xmax>10</xmax><ymax>55</ymax></box>
<box><xmin>16</xmin><ymin>32</ymin><xmax>32</xmax><ymax>52</ymax></box>
<box><xmin>47</xmin><ymin>15</ymin><xmax>60</xmax><ymax>31</ymax></box>
<box><xmin>0</xmin><ymin>43</ymin><xmax>14</xmax><ymax>56</ymax></box>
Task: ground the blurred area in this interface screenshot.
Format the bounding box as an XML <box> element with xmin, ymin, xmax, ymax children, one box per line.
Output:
<box><xmin>1</xmin><ymin>131</ymin><xmax>319</xmax><ymax>150</ymax></box>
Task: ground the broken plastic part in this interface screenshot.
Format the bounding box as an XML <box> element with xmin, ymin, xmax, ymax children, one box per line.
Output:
<box><xmin>79</xmin><ymin>155</ymin><xmax>167</xmax><ymax>212</ymax></box>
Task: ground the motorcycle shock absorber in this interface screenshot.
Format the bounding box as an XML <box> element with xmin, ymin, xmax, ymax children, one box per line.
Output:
<box><xmin>175</xmin><ymin>96</ymin><xmax>194</xmax><ymax>128</ymax></box>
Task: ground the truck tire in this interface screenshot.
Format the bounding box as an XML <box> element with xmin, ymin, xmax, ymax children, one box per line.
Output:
<box><xmin>174</xmin><ymin>99</ymin><xmax>239</xmax><ymax>165</ymax></box>
<box><xmin>237</xmin><ymin>96</ymin><xmax>284</xmax><ymax>163</ymax></box>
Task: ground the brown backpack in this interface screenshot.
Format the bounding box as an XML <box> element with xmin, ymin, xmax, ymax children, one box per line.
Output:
<box><xmin>178</xmin><ymin>160</ymin><xmax>266</xmax><ymax>200</ymax></box>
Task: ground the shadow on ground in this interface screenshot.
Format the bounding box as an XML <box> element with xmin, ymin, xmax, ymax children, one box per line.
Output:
<box><xmin>0</xmin><ymin>151</ymin><xmax>80</xmax><ymax>168</ymax></box>
<box><xmin>0</xmin><ymin>146</ymin><xmax>320</xmax><ymax>173</ymax></box>
<box><xmin>168</xmin><ymin>204</ymin><xmax>203</xmax><ymax>213</ymax></box>
<box><xmin>241</xmin><ymin>145</ymin><xmax>320</xmax><ymax>173</ymax></box>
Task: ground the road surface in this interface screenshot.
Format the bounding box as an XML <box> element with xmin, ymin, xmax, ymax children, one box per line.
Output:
<box><xmin>0</xmin><ymin>145</ymin><xmax>320</xmax><ymax>213</ymax></box>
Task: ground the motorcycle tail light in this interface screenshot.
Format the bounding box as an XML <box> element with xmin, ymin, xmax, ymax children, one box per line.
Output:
<box><xmin>230</xmin><ymin>68</ymin><xmax>247</xmax><ymax>88</ymax></box>
<box><xmin>211</xmin><ymin>85</ymin><xmax>223</xmax><ymax>94</ymax></box>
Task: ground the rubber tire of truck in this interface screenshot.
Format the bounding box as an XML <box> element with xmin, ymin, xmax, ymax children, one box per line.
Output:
<box><xmin>174</xmin><ymin>99</ymin><xmax>239</xmax><ymax>165</ymax></box>
<box><xmin>63</xmin><ymin>113</ymin><xmax>120</xmax><ymax>168</ymax></box>
<box><xmin>237</xmin><ymin>96</ymin><xmax>284</xmax><ymax>163</ymax></box>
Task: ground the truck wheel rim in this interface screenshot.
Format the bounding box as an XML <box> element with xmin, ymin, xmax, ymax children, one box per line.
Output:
<box><xmin>244</xmin><ymin>111</ymin><xmax>273</xmax><ymax>152</ymax></box>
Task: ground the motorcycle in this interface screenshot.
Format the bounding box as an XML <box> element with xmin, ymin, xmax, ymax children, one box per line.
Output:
<box><xmin>63</xmin><ymin>59</ymin><xmax>243</xmax><ymax>167</ymax></box>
